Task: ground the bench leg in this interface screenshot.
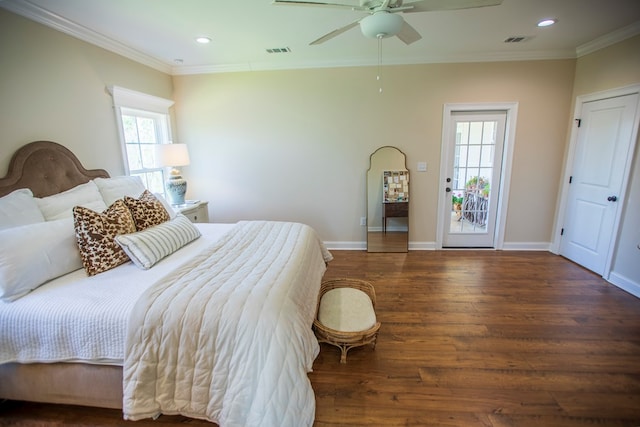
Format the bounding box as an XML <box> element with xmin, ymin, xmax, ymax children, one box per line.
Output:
<box><xmin>340</xmin><ymin>347</ymin><xmax>348</xmax><ymax>364</ymax></box>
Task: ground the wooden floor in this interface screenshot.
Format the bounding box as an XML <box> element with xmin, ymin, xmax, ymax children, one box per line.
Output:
<box><xmin>2</xmin><ymin>250</ymin><xmax>640</xmax><ymax>426</ymax></box>
<box><xmin>367</xmin><ymin>231</ymin><xmax>408</xmax><ymax>252</ymax></box>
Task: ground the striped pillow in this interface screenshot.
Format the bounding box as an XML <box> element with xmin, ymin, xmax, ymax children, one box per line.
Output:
<box><xmin>114</xmin><ymin>214</ymin><xmax>201</xmax><ymax>269</ymax></box>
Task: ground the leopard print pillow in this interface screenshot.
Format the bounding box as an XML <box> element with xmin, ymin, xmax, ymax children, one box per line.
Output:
<box><xmin>73</xmin><ymin>200</ymin><xmax>136</xmax><ymax>276</ymax></box>
<box><xmin>124</xmin><ymin>190</ymin><xmax>170</xmax><ymax>231</ymax></box>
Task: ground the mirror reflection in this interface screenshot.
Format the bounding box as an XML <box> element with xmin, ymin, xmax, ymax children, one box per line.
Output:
<box><xmin>367</xmin><ymin>146</ymin><xmax>409</xmax><ymax>253</ymax></box>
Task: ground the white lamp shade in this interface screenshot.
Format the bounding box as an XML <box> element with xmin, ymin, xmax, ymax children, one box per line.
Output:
<box><xmin>154</xmin><ymin>143</ymin><xmax>190</xmax><ymax>168</ymax></box>
<box><xmin>360</xmin><ymin>12</ymin><xmax>403</xmax><ymax>39</ymax></box>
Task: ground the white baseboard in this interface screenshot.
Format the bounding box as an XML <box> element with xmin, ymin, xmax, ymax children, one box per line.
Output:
<box><xmin>367</xmin><ymin>227</ymin><xmax>407</xmax><ymax>232</ymax></box>
<box><xmin>325</xmin><ymin>241</ymin><xmax>551</xmax><ymax>251</ymax></box>
<box><xmin>608</xmin><ymin>272</ymin><xmax>640</xmax><ymax>299</ymax></box>
<box><xmin>409</xmin><ymin>241</ymin><xmax>436</xmax><ymax>250</ymax></box>
<box><xmin>501</xmin><ymin>242</ymin><xmax>551</xmax><ymax>251</ymax></box>
<box><xmin>324</xmin><ymin>241</ymin><xmax>366</xmax><ymax>250</ymax></box>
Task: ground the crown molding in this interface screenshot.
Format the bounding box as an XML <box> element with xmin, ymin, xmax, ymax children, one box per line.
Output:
<box><xmin>172</xmin><ymin>49</ymin><xmax>577</xmax><ymax>75</ymax></box>
<box><xmin>0</xmin><ymin>0</ymin><xmax>172</xmax><ymax>74</ymax></box>
<box><xmin>576</xmin><ymin>20</ymin><xmax>640</xmax><ymax>57</ymax></box>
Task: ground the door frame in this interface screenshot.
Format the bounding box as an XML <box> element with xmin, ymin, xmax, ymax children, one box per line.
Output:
<box><xmin>551</xmin><ymin>84</ymin><xmax>640</xmax><ymax>279</ymax></box>
<box><xmin>436</xmin><ymin>102</ymin><xmax>519</xmax><ymax>250</ymax></box>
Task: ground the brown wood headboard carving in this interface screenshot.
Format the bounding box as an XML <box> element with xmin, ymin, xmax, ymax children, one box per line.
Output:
<box><xmin>0</xmin><ymin>141</ymin><xmax>110</xmax><ymax>198</ymax></box>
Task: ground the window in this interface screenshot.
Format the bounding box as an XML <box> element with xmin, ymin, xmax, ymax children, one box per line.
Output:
<box><xmin>121</xmin><ymin>108</ymin><xmax>168</xmax><ymax>194</ymax></box>
<box><xmin>109</xmin><ymin>86</ymin><xmax>175</xmax><ymax>196</ymax></box>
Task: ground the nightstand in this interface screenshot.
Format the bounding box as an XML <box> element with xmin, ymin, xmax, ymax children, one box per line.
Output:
<box><xmin>382</xmin><ymin>201</ymin><xmax>408</xmax><ymax>233</ymax></box>
<box><xmin>173</xmin><ymin>201</ymin><xmax>209</xmax><ymax>223</ymax></box>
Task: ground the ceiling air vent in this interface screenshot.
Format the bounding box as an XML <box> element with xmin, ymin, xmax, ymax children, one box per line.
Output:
<box><xmin>504</xmin><ymin>36</ymin><xmax>530</xmax><ymax>43</ymax></box>
<box><xmin>266</xmin><ymin>47</ymin><xmax>291</xmax><ymax>54</ymax></box>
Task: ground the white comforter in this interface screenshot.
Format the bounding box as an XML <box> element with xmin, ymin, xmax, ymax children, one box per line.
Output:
<box><xmin>0</xmin><ymin>223</ymin><xmax>235</xmax><ymax>364</ymax></box>
<box><xmin>122</xmin><ymin>221</ymin><xmax>332</xmax><ymax>427</ymax></box>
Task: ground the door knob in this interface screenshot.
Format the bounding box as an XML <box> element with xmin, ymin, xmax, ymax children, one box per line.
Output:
<box><xmin>446</xmin><ymin>187</ymin><xmax>451</xmax><ymax>193</ymax></box>
<box><xmin>607</xmin><ymin>196</ymin><xmax>618</xmax><ymax>202</ymax></box>
<box><xmin>446</xmin><ymin>178</ymin><xmax>451</xmax><ymax>183</ymax></box>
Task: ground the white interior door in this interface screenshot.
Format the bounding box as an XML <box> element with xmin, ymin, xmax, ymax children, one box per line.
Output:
<box><xmin>442</xmin><ymin>111</ymin><xmax>506</xmax><ymax>247</ymax></box>
<box><xmin>560</xmin><ymin>93</ymin><xmax>639</xmax><ymax>274</ymax></box>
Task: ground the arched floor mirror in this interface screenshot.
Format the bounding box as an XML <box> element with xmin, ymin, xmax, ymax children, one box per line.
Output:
<box><xmin>367</xmin><ymin>146</ymin><xmax>409</xmax><ymax>253</ymax></box>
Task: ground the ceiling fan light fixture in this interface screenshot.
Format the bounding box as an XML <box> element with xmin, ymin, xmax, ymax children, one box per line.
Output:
<box><xmin>360</xmin><ymin>12</ymin><xmax>403</xmax><ymax>39</ymax></box>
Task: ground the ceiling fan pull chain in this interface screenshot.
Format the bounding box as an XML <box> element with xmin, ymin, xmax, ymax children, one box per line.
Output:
<box><xmin>377</xmin><ymin>35</ymin><xmax>383</xmax><ymax>93</ymax></box>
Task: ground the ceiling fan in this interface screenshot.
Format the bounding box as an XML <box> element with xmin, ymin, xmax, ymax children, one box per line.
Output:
<box><xmin>272</xmin><ymin>0</ymin><xmax>503</xmax><ymax>45</ymax></box>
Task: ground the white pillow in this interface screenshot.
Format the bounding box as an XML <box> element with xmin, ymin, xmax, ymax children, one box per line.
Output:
<box><xmin>0</xmin><ymin>218</ymin><xmax>83</xmax><ymax>302</ymax></box>
<box><xmin>115</xmin><ymin>214</ymin><xmax>201</xmax><ymax>269</ymax></box>
<box><xmin>0</xmin><ymin>188</ymin><xmax>45</xmax><ymax>230</ymax></box>
<box><xmin>94</xmin><ymin>176</ymin><xmax>146</xmax><ymax>206</ymax></box>
<box><xmin>36</xmin><ymin>181</ymin><xmax>107</xmax><ymax>221</ymax></box>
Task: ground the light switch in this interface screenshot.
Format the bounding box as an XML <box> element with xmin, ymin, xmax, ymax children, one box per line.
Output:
<box><xmin>417</xmin><ymin>162</ymin><xmax>427</xmax><ymax>172</ymax></box>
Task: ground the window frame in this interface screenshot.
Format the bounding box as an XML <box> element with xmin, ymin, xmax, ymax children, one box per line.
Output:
<box><xmin>108</xmin><ymin>86</ymin><xmax>175</xmax><ymax>195</ymax></box>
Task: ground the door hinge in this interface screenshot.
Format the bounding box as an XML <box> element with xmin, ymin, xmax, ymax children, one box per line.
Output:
<box><xmin>569</xmin><ymin>176</ymin><xmax>573</xmax><ymax>184</ymax></box>
<box><xmin>575</xmin><ymin>118</ymin><xmax>582</xmax><ymax>127</ymax></box>
<box><xmin>561</xmin><ymin>228</ymin><xmax>564</xmax><ymax>236</ymax></box>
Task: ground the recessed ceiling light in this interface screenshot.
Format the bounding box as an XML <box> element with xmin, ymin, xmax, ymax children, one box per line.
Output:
<box><xmin>196</xmin><ymin>36</ymin><xmax>211</xmax><ymax>44</ymax></box>
<box><xmin>537</xmin><ymin>18</ymin><xmax>557</xmax><ymax>27</ymax></box>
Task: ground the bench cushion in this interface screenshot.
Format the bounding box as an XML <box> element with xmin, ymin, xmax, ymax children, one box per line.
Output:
<box><xmin>318</xmin><ymin>287</ymin><xmax>377</xmax><ymax>333</ymax></box>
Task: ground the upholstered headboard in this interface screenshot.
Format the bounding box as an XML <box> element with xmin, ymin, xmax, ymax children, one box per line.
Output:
<box><xmin>0</xmin><ymin>141</ymin><xmax>109</xmax><ymax>198</ymax></box>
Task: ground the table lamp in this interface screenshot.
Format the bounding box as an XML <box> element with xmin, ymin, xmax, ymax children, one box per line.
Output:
<box><xmin>154</xmin><ymin>143</ymin><xmax>190</xmax><ymax>205</ymax></box>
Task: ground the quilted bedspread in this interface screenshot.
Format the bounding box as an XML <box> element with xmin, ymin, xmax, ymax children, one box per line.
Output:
<box><xmin>122</xmin><ymin>221</ymin><xmax>332</xmax><ymax>427</ymax></box>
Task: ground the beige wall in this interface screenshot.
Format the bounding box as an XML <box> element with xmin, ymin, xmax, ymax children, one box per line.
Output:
<box><xmin>569</xmin><ymin>34</ymin><xmax>640</xmax><ymax>292</ymax></box>
<box><xmin>0</xmin><ymin>9</ymin><xmax>173</xmax><ymax>177</ymax></box>
<box><xmin>173</xmin><ymin>60</ymin><xmax>575</xmax><ymax>247</ymax></box>
<box><xmin>5</xmin><ymin>6</ymin><xmax>636</xmax><ymax>257</ymax></box>
<box><xmin>573</xmin><ymin>35</ymin><xmax>640</xmax><ymax>96</ymax></box>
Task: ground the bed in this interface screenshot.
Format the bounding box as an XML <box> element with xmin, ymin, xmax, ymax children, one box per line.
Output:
<box><xmin>0</xmin><ymin>141</ymin><xmax>332</xmax><ymax>426</ymax></box>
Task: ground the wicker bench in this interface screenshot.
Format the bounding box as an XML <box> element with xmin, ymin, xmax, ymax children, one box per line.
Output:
<box><xmin>313</xmin><ymin>278</ymin><xmax>381</xmax><ymax>363</ymax></box>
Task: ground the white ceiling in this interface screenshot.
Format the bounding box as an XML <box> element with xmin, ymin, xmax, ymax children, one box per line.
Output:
<box><xmin>2</xmin><ymin>0</ymin><xmax>640</xmax><ymax>75</ymax></box>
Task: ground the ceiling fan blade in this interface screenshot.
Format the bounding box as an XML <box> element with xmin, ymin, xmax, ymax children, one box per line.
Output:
<box><xmin>272</xmin><ymin>0</ymin><xmax>368</xmax><ymax>11</ymax></box>
<box><xmin>396</xmin><ymin>20</ymin><xmax>421</xmax><ymax>45</ymax></box>
<box><xmin>310</xmin><ymin>19</ymin><xmax>361</xmax><ymax>45</ymax></box>
<box><xmin>402</xmin><ymin>0</ymin><xmax>502</xmax><ymax>13</ymax></box>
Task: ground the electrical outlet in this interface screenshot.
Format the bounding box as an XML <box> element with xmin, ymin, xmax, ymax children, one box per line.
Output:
<box><xmin>360</xmin><ymin>217</ymin><xmax>367</xmax><ymax>226</ymax></box>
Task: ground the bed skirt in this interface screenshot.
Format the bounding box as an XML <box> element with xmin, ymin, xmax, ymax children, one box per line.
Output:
<box><xmin>0</xmin><ymin>362</ymin><xmax>123</xmax><ymax>409</ymax></box>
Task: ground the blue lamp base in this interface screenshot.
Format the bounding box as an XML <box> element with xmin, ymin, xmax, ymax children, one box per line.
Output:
<box><xmin>166</xmin><ymin>174</ymin><xmax>187</xmax><ymax>205</ymax></box>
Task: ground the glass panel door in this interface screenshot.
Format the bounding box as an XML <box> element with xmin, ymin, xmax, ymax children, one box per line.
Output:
<box><xmin>443</xmin><ymin>112</ymin><xmax>506</xmax><ymax>247</ymax></box>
